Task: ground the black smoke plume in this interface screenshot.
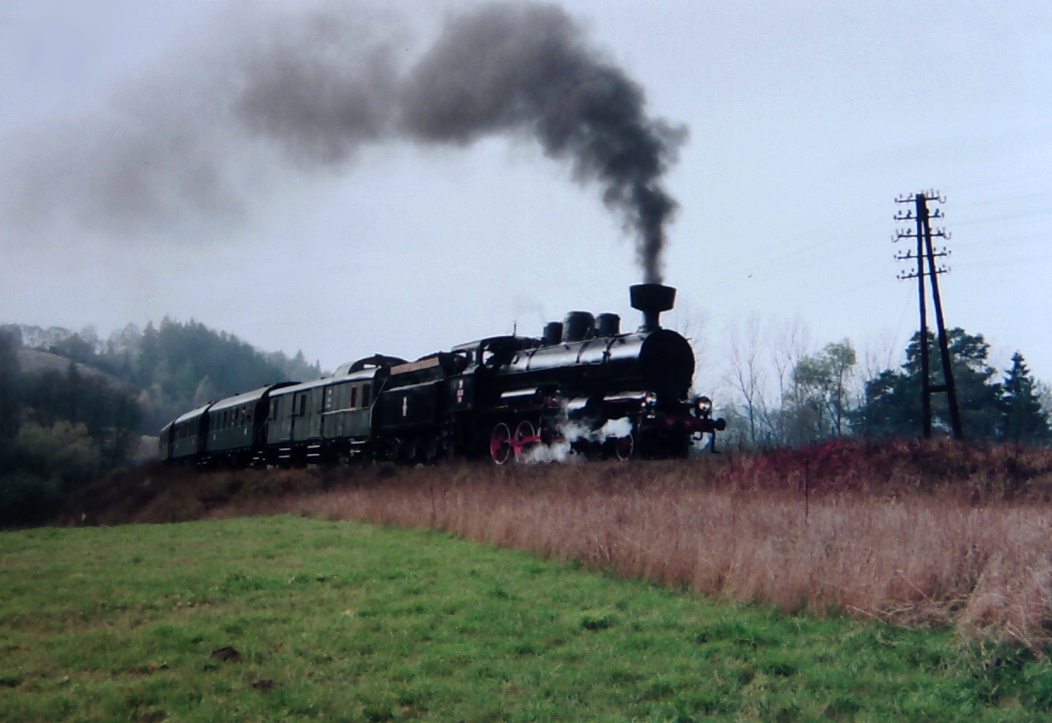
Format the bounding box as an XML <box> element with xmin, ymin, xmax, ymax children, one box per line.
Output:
<box><xmin>3</xmin><ymin>2</ymin><xmax>686</xmax><ymax>283</ymax></box>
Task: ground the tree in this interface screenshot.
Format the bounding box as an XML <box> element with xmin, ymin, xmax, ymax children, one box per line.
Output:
<box><xmin>857</xmin><ymin>328</ymin><xmax>1003</xmax><ymax>441</ymax></box>
<box><xmin>784</xmin><ymin>340</ymin><xmax>857</xmax><ymax>444</ymax></box>
<box><xmin>856</xmin><ymin>367</ymin><xmax>917</xmax><ymax>439</ymax></box>
<box><xmin>21</xmin><ymin>363</ymin><xmax>142</xmax><ymax>467</ymax></box>
<box><xmin>939</xmin><ymin>329</ymin><xmax>1001</xmax><ymax>439</ymax></box>
<box><xmin>724</xmin><ymin>316</ymin><xmax>768</xmax><ymax>448</ymax></box>
<box><xmin>49</xmin><ymin>333</ymin><xmax>97</xmax><ymax>366</ymax></box>
<box><xmin>1001</xmin><ymin>352</ymin><xmax>1050</xmax><ymax>446</ymax></box>
<box><xmin>0</xmin><ymin>327</ymin><xmax>21</xmax><ymax>439</ymax></box>
<box><xmin>194</xmin><ymin>375</ymin><xmax>219</xmax><ymax>407</ymax></box>
<box><xmin>768</xmin><ymin>316</ymin><xmax>811</xmax><ymax>446</ymax></box>
<box><xmin>136</xmin><ymin>321</ymin><xmax>162</xmax><ymax>388</ymax></box>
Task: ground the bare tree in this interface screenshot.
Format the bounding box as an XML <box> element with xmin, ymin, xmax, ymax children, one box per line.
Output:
<box><xmin>768</xmin><ymin>315</ymin><xmax>811</xmax><ymax>445</ymax></box>
<box><xmin>724</xmin><ymin>315</ymin><xmax>769</xmax><ymax>448</ymax></box>
<box><xmin>666</xmin><ymin>297</ymin><xmax>711</xmax><ymax>395</ymax></box>
<box><xmin>858</xmin><ymin>329</ymin><xmax>901</xmax><ymax>387</ymax></box>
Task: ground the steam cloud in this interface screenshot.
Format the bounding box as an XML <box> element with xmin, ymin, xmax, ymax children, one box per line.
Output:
<box><xmin>3</xmin><ymin>1</ymin><xmax>686</xmax><ymax>283</ymax></box>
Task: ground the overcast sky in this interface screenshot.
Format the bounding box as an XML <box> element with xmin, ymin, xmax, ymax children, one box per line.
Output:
<box><xmin>1</xmin><ymin>0</ymin><xmax>1050</xmax><ymax>398</ymax></box>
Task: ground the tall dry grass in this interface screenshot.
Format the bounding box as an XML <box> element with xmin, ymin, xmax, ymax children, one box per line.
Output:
<box><xmin>210</xmin><ymin>448</ymin><xmax>1052</xmax><ymax>648</ymax></box>
<box><xmin>70</xmin><ymin>441</ymin><xmax>1052</xmax><ymax>648</ymax></box>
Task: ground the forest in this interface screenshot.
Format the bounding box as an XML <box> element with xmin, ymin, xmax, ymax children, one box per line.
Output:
<box><xmin>0</xmin><ymin>317</ymin><xmax>1049</xmax><ymax>527</ymax></box>
<box><xmin>0</xmin><ymin>320</ymin><xmax>320</xmax><ymax>525</ymax></box>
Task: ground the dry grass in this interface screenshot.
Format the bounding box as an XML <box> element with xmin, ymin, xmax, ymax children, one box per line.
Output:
<box><xmin>66</xmin><ymin>440</ymin><xmax>1052</xmax><ymax>649</ymax></box>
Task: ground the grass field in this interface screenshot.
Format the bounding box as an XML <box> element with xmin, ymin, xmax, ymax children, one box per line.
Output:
<box><xmin>3</xmin><ymin>515</ymin><xmax>1052</xmax><ymax>722</ymax></box>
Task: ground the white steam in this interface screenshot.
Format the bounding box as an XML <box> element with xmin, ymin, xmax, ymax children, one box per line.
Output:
<box><xmin>518</xmin><ymin>416</ymin><xmax>634</xmax><ymax>464</ymax></box>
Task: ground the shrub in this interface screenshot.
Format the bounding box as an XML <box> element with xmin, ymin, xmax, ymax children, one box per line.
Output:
<box><xmin>16</xmin><ymin>421</ymin><xmax>103</xmax><ymax>492</ymax></box>
<box><xmin>0</xmin><ymin>469</ymin><xmax>63</xmax><ymax>527</ymax></box>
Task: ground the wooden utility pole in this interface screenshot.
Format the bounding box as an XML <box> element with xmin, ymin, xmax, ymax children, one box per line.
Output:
<box><xmin>894</xmin><ymin>191</ymin><xmax>964</xmax><ymax>440</ymax></box>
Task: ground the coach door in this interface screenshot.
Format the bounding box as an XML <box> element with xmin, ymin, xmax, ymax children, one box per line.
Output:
<box><xmin>291</xmin><ymin>390</ymin><xmax>310</xmax><ymax>441</ymax></box>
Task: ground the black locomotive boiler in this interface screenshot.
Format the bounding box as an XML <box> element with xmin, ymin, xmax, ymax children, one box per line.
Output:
<box><xmin>160</xmin><ymin>284</ymin><xmax>726</xmax><ymax>466</ymax></box>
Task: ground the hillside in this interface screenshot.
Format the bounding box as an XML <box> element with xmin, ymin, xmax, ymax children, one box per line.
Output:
<box><xmin>6</xmin><ymin>319</ymin><xmax>324</xmax><ymax>434</ymax></box>
<box><xmin>0</xmin><ymin>320</ymin><xmax>325</xmax><ymax>526</ymax></box>
<box><xmin>62</xmin><ymin>440</ymin><xmax>1052</xmax><ymax>650</ymax></box>
<box><xmin>16</xmin><ymin>348</ymin><xmax>119</xmax><ymax>383</ymax></box>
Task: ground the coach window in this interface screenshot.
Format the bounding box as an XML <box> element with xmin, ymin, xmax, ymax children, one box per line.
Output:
<box><xmin>362</xmin><ymin>384</ymin><xmax>371</xmax><ymax>407</ymax></box>
<box><xmin>350</xmin><ymin>385</ymin><xmax>358</xmax><ymax>409</ymax></box>
<box><xmin>325</xmin><ymin>387</ymin><xmax>334</xmax><ymax>412</ymax></box>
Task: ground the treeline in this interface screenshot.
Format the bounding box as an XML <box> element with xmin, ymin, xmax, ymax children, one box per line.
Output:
<box><xmin>719</xmin><ymin>324</ymin><xmax>1050</xmax><ymax>449</ymax></box>
<box><xmin>0</xmin><ymin>320</ymin><xmax>322</xmax><ymax>526</ymax></box>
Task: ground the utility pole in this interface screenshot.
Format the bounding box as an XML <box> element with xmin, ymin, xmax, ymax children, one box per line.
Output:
<box><xmin>893</xmin><ymin>190</ymin><xmax>964</xmax><ymax>440</ymax></box>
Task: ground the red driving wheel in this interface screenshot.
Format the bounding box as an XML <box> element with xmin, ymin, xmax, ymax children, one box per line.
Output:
<box><xmin>514</xmin><ymin>420</ymin><xmax>537</xmax><ymax>461</ymax></box>
<box><xmin>490</xmin><ymin>422</ymin><xmax>512</xmax><ymax>465</ymax></box>
<box><xmin>614</xmin><ymin>433</ymin><xmax>634</xmax><ymax>461</ymax></box>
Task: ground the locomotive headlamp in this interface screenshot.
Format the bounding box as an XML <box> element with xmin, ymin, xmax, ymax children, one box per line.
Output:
<box><xmin>643</xmin><ymin>391</ymin><xmax>658</xmax><ymax>408</ymax></box>
<box><xmin>693</xmin><ymin>396</ymin><xmax>713</xmax><ymax>417</ymax></box>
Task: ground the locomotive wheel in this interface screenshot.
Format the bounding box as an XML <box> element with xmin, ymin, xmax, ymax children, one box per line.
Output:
<box><xmin>490</xmin><ymin>422</ymin><xmax>512</xmax><ymax>465</ymax></box>
<box><xmin>514</xmin><ymin>420</ymin><xmax>537</xmax><ymax>461</ymax></box>
<box><xmin>614</xmin><ymin>433</ymin><xmax>634</xmax><ymax>461</ymax></box>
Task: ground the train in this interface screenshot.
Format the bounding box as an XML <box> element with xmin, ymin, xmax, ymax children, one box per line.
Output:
<box><xmin>159</xmin><ymin>284</ymin><xmax>726</xmax><ymax>466</ymax></box>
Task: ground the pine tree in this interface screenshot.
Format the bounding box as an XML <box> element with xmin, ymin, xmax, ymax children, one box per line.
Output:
<box><xmin>1001</xmin><ymin>352</ymin><xmax>1050</xmax><ymax>446</ymax></box>
<box><xmin>857</xmin><ymin>328</ymin><xmax>1003</xmax><ymax>440</ymax></box>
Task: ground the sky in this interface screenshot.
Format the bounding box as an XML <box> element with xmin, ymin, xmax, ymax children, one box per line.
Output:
<box><xmin>1</xmin><ymin>0</ymin><xmax>1050</xmax><ymax>401</ymax></box>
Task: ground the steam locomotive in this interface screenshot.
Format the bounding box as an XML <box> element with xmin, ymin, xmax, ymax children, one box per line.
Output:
<box><xmin>159</xmin><ymin>284</ymin><xmax>726</xmax><ymax>466</ymax></box>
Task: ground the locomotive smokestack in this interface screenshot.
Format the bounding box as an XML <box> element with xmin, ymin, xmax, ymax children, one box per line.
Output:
<box><xmin>630</xmin><ymin>284</ymin><xmax>676</xmax><ymax>332</ymax></box>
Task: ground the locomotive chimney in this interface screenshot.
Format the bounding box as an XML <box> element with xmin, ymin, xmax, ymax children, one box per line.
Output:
<box><xmin>630</xmin><ymin>283</ymin><xmax>676</xmax><ymax>332</ymax></box>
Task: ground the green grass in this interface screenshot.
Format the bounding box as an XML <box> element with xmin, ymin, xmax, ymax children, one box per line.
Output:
<box><xmin>1</xmin><ymin>516</ymin><xmax>1050</xmax><ymax>722</ymax></box>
